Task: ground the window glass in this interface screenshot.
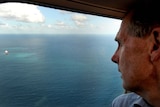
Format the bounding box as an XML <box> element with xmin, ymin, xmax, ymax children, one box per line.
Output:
<box><xmin>0</xmin><ymin>2</ymin><xmax>123</xmax><ymax>107</ymax></box>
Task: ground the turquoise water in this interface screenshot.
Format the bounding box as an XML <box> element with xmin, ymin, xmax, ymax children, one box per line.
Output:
<box><xmin>0</xmin><ymin>34</ymin><xmax>123</xmax><ymax>107</ymax></box>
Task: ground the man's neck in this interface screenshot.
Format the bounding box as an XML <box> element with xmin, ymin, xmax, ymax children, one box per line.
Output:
<box><xmin>136</xmin><ymin>86</ymin><xmax>160</xmax><ymax>107</ymax></box>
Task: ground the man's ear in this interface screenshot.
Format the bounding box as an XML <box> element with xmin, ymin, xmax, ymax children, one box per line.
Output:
<box><xmin>150</xmin><ymin>27</ymin><xmax>160</xmax><ymax>62</ymax></box>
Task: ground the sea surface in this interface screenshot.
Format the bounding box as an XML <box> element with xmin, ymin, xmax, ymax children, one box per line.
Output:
<box><xmin>0</xmin><ymin>34</ymin><xmax>123</xmax><ymax>107</ymax></box>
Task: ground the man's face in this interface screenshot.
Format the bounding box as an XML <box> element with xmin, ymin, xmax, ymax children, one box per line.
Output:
<box><xmin>111</xmin><ymin>13</ymin><xmax>153</xmax><ymax>91</ymax></box>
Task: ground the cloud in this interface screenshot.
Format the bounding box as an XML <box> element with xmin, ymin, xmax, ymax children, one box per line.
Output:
<box><xmin>0</xmin><ymin>22</ymin><xmax>6</xmax><ymax>26</ymax></box>
<box><xmin>0</xmin><ymin>3</ymin><xmax>45</xmax><ymax>23</ymax></box>
<box><xmin>72</xmin><ymin>14</ymin><xmax>87</xmax><ymax>26</ymax></box>
<box><xmin>54</xmin><ymin>21</ymin><xmax>73</xmax><ymax>30</ymax></box>
<box><xmin>55</xmin><ymin>21</ymin><xmax>66</xmax><ymax>27</ymax></box>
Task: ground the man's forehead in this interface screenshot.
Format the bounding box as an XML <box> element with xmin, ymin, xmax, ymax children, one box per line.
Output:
<box><xmin>115</xmin><ymin>11</ymin><xmax>133</xmax><ymax>40</ymax></box>
<box><xmin>115</xmin><ymin>20</ymin><xmax>125</xmax><ymax>40</ymax></box>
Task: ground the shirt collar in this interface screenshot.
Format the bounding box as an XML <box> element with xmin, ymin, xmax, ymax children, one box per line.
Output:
<box><xmin>134</xmin><ymin>95</ymin><xmax>152</xmax><ymax>107</ymax></box>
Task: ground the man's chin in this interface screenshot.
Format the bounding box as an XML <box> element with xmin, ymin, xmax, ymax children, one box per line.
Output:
<box><xmin>122</xmin><ymin>83</ymin><xmax>130</xmax><ymax>92</ymax></box>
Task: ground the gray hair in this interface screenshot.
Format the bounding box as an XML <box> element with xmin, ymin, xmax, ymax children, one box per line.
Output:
<box><xmin>126</xmin><ymin>0</ymin><xmax>160</xmax><ymax>37</ymax></box>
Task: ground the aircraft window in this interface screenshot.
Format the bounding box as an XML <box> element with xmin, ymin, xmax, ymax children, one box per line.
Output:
<box><xmin>0</xmin><ymin>2</ymin><xmax>122</xmax><ymax>107</ymax></box>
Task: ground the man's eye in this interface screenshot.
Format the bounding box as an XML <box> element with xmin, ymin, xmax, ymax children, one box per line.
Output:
<box><xmin>118</xmin><ymin>41</ymin><xmax>121</xmax><ymax>46</ymax></box>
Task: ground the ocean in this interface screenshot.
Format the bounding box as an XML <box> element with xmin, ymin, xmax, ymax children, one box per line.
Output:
<box><xmin>0</xmin><ymin>34</ymin><xmax>123</xmax><ymax>107</ymax></box>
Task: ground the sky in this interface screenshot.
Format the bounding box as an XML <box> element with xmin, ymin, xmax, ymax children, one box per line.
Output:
<box><xmin>0</xmin><ymin>2</ymin><xmax>121</xmax><ymax>35</ymax></box>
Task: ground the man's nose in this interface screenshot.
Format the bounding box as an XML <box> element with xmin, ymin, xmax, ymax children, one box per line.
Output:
<box><xmin>111</xmin><ymin>52</ymin><xmax>119</xmax><ymax>64</ymax></box>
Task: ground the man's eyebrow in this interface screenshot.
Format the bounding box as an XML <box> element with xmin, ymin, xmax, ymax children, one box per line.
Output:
<box><xmin>114</xmin><ymin>31</ymin><xmax>120</xmax><ymax>42</ymax></box>
<box><xmin>114</xmin><ymin>37</ymin><xmax>119</xmax><ymax>42</ymax></box>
